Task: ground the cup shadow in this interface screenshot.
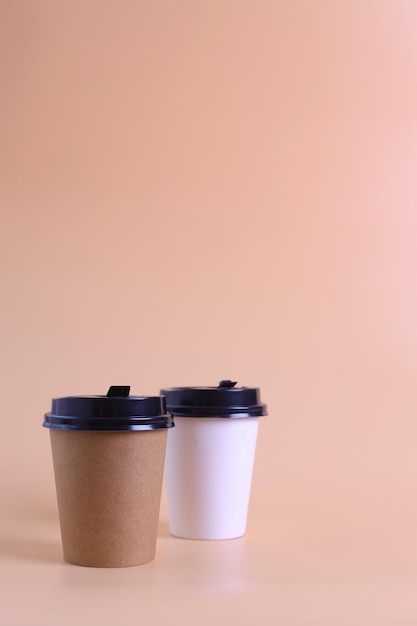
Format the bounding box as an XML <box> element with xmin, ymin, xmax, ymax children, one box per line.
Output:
<box><xmin>0</xmin><ymin>537</ymin><xmax>62</xmax><ymax>564</ymax></box>
<box><xmin>1</xmin><ymin>495</ymin><xmax>62</xmax><ymax>564</ymax></box>
<box><xmin>158</xmin><ymin>520</ymin><xmax>171</xmax><ymax>538</ymax></box>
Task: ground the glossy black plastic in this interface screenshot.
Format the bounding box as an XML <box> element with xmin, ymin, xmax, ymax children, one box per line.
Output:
<box><xmin>160</xmin><ymin>380</ymin><xmax>267</xmax><ymax>418</ymax></box>
<box><xmin>43</xmin><ymin>386</ymin><xmax>174</xmax><ymax>431</ymax></box>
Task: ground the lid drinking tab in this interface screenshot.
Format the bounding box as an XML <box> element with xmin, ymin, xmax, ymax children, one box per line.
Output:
<box><xmin>106</xmin><ymin>386</ymin><xmax>131</xmax><ymax>397</ymax></box>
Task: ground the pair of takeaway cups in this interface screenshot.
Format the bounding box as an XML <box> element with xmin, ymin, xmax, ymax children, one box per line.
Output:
<box><xmin>43</xmin><ymin>381</ymin><xmax>267</xmax><ymax>567</ymax></box>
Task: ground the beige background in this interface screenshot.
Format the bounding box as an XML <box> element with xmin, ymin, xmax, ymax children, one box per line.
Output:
<box><xmin>1</xmin><ymin>1</ymin><xmax>417</xmax><ymax>624</ymax></box>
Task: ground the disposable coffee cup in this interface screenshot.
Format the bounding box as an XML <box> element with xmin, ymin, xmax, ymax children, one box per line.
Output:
<box><xmin>43</xmin><ymin>386</ymin><xmax>174</xmax><ymax>567</ymax></box>
<box><xmin>161</xmin><ymin>380</ymin><xmax>267</xmax><ymax>540</ymax></box>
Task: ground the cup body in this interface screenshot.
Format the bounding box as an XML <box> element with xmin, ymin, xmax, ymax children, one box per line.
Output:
<box><xmin>165</xmin><ymin>416</ymin><xmax>259</xmax><ymax>540</ymax></box>
<box><xmin>50</xmin><ymin>428</ymin><xmax>167</xmax><ymax>567</ymax></box>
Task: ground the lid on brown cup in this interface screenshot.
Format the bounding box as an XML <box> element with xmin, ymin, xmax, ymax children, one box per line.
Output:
<box><xmin>43</xmin><ymin>386</ymin><xmax>174</xmax><ymax>431</ymax></box>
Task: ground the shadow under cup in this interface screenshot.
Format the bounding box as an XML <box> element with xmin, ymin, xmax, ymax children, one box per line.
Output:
<box><xmin>44</xmin><ymin>386</ymin><xmax>174</xmax><ymax>568</ymax></box>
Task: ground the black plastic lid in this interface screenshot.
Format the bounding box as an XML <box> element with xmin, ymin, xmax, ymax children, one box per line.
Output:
<box><xmin>160</xmin><ymin>380</ymin><xmax>267</xmax><ymax>418</ymax></box>
<box><xmin>43</xmin><ymin>386</ymin><xmax>174</xmax><ymax>431</ymax></box>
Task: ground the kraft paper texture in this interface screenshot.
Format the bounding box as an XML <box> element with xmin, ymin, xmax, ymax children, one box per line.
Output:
<box><xmin>50</xmin><ymin>429</ymin><xmax>167</xmax><ymax>567</ymax></box>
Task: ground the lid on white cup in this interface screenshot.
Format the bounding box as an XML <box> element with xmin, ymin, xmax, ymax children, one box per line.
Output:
<box><xmin>160</xmin><ymin>380</ymin><xmax>267</xmax><ymax>418</ymax></box>
<box><xmin>43</xmin><ymin>386</ymin><xmax>175</xmax><ymax>431</ymax></box>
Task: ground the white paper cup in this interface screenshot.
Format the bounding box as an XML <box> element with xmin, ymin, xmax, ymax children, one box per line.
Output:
<box><xmin>161</xmin><ymin>381</ymin><xmax>267</xmax><ymax>540</ymax></box>
<box><xmin>165</xmin><ymin>416</ymin><xmax>259</xmax><ymax>539</ymax></box>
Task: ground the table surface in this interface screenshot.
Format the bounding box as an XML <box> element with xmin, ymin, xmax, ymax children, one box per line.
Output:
<box><xmin>1</xmin><ymin>482</ymin><xmax>417</xmax><ymax>626</ymax></box>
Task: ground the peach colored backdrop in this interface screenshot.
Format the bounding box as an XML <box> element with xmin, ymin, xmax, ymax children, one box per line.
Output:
<box><xmin>1</xmin><ymin>1</ymin><xmax>417</xmax><ymax>624</ymax></box>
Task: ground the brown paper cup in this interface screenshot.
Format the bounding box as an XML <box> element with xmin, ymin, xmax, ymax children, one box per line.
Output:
<box><xmin>50</xmin><ymin>428</ymin><xmax>167</xmax><ymax>567</ymax></box>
